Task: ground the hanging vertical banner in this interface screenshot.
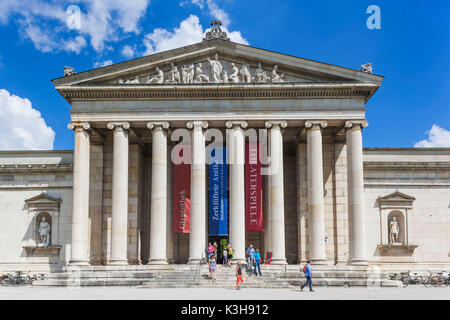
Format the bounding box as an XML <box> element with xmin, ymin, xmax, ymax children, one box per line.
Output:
<box><xmin>245</xmin><ymin>143</ymin><xmax>263</xmax><ymax>231</ymax></box>
<box><xmin>172</xmin><ymin>144</ymin><xmax>191</xmax><ymax>233</ymax></box>
<box><xmin>208</xmin><ymin>147</ymin><xmax>228</xmax><ymax>236</ymax></box>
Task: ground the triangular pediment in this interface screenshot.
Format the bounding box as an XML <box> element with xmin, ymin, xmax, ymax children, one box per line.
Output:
<box><xmin>53</xmin><ymin>39</ymin><xmax>383</xmax><ymax>88</ymax></box>
<box><xmin>25</xmin><ymin>192</ymin><xmax>62</xmax><ymax>204</ymax></box>
<box><xmin>378</xmin><ymin>190</ymin><xmax>416</xmax><ymax>201</ymax></box>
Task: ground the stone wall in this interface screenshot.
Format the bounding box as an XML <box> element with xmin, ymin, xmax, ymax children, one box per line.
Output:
<box><xmin>0</xmin><ymin>151</ymin><xmax>73</xmax><ymax>271</ymax></box>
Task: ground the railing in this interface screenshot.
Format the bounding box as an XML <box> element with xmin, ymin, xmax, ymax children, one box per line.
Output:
<box><xmin>192</xmin><ymin>252</ymin><xmax>207</xmax><ymax>285</ymax></box>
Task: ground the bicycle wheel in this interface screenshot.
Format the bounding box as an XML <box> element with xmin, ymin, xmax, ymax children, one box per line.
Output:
<box><xmin>400</xmin><ymin>276</ymin><xmax>409</xmax><ymax>287</ymax></box>
<box><xmin>423</xmin><ymin>277</ymin><xmax>432</xmax><ymax>287</ymax></box>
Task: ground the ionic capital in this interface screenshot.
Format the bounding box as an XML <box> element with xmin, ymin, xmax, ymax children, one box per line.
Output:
<box><xmin>147</xmin><ymin>121</ymin><xmax>170</xmax><ymax>131</ymax></box>
<box><xmin>225</xmin><ymin>121</ymin><xmax>248</xmax><ymax>129</ymax></box>
<box><xmin>345</xmin><ymin>120</ymin><xmax>369</xmax><ymax>130</ymax></box>
<box><xmin>186</xmin><ymin>121</ymin><xmax>209</xmax><ymax>130</ymax></box>
<box><xmin>305</xmin><ymin>120</ymin><xmax>328</xmax><ymax>130</ymax></box>
<box><xmin>107</xmin><ymin>122</ymin><xmax>130</xmax><ymax>131</ymax></box>
<box><xmin>67</xmin><ymin>122</ymin><xmax>91</xmax><ymax>132</ymax></box>
<box><xmin>265</xmin><ymin>120</ymin><xmax>288</xmax><ymax>129</ymax></box>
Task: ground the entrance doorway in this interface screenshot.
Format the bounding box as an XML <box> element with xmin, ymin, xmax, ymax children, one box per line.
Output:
<box><xmin>208</xmin><ymin>236</ymin><xmax>228</xmax><ymax>264</ymax></box>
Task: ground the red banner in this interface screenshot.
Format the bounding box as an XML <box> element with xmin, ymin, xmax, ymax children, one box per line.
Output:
<box><xmin>172</xmin><ymin>145</ymin><xmax>191</xmax><ymax>233</ymax></box>
<box><xmin>245</xmin><ymin>143</ymin><xmax>263</xmax><ymax>232</ymax></box>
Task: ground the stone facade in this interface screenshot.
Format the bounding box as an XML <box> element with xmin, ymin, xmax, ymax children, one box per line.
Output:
<box><xmin>0</xmin><ymin>38</ymin><xmax>449</xmax><ymax>272</ymax></box>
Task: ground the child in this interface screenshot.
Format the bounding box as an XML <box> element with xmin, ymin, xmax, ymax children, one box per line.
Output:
<box><xmin>223</xmin><ymin>247</ymin><xmax>228</xmax><ymax>265</ymax></box>
<box><xmin>209</xmin><ymin>256</ymin><xmax>216</xmax><ymax>281</ymax></box>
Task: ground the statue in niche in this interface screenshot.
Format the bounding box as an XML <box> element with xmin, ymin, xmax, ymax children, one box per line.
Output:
<box><xmin>254</xmin><ymin>62</ymin><xmax>269</xmax><ymax>83</ymax></box>
<box><xmin>207</xmin><ymin>53</ymin><xmax>223</xmax><ymax>83</ymax></box>
<box><xmin>195</xmin><ymin>63</ymin><xmax>210</xmax><ymax>83</ymax></box>
<box><xmin>38</xmin><ymin>217</ymin><xmax>51</xmax><ymax>247</ymax></box>
<box><xmin>168</xmin><ymin>62</ymin><xmax>180</xmax><ymax>83</ymax></box>
<box><xmin>240</xmin><ymin>64</ymin><xmax>252</xmax><ymax>83</ymax></box>
<box><xmin>229</xmin><ymin>63</ymin><xmax>240</xmax><ymax>83</ymax></box>
<box><xmin>146</xmin><ymin>67</ymin><xmax>164</xmax><ymax>84</ymax></box>
<box><xmin>271</xmin><ymin>65</ymin><xmax>285</xmax><ymax>83</ymax></box>
<box><xmin>125</xmin><ymin>76</ymin><xmax>140</xmax><ymax>84</ymax></box>
<box><xmin>389</xmin><ymin>217</ymin><xmax>400</xmax><ymax>245</ymax></box>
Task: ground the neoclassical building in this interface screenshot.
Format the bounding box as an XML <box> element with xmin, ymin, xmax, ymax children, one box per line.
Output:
<box><xmin>0</xmin><ymin>25</ymin><xmax>449</xmax><ymax>273</ymax></box>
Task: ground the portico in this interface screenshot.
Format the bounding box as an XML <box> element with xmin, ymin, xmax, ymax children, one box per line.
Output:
<box><xmin>54</xmin><ymin>25</ymin><xmax>383</xmax><ymax>268</ymax></box>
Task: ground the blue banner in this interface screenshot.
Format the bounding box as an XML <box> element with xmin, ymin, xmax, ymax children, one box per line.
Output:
<box><xmin>208</xmin><ymin>148</ymin><xmax>228</xmax><ymax>236</ymax></box>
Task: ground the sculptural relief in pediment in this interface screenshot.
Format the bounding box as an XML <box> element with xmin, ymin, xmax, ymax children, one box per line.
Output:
<box><xmin>112</xmin><ymin>53</ymin><xmax>312</xmax><ymax>86</ymax></box>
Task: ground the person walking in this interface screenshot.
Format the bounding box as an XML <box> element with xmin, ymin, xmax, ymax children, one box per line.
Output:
<box><xmin>246</xmin><ymin>244</ymin><xmax>255</xmax><ymax>272</ymax></box>
<box><xmin>213</xmin><ymin>241</ymin><xmax>218</xmax><ymax>261</ymax></box>
<box><xmin>227</xmin><ymin>243</ymin><xmax>234</xmax><ymax>267</ymax></box>
<box><xmin>209</xmin><ymin>255</ymin><xmax>216</xmax><ymax>281</ymax></box>
<box><xmin>222</xmin><ymin>247</ymin><xmax>228</xmax><ymax>265</ymax></box>
<box><xmin>253</xmin><ymin>248</ymin><xmax>262</xmax><ymax>277</ymax></box>
<box><xmin>207</xmin><ymin>242</ymin><xmax>214</xmax><ymax>259</ymax></box>
<box><xmin>236</xmin><ymin>261</ymin><xmax>244</xmax><ymax>290</ymax></box>
<box><xmin>300</xmin><ymin>260</ymin><xmax>314</xmax><ymax>292</ymax></box>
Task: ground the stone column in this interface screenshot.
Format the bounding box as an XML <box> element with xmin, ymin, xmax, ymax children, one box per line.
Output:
<box><xmin>305</xmin><ymin>120</ymin><xmax>328</xmax><ymax>264</ymax></box>
<box><xmin>265</xmin><ymin>121</ymin><xmax>287</xmax><ymax>264</ymax></box>
<box><xmin>107</xmin><ymin>122</ymin><xmax>130</xmax><ymax>265</ymax></box>
<box><xmin>147</xmin><ymin>121</ymin><xmax>170</xmax><ymax>265</ymax></box>
<box><xmin>345</xmin><ymin>120</ymin><xmax>369</xmax><ymax>266</ymax></box>
<box><xmin>68</xmin><ymin>122</ymin><xmax>91</xmax><ymax>266</ymax></box>
<box><xmin>187</xmin><ymin>121</ymin><xmax>209</xmax><ymax>264</ymax></box>
<box><xmin>226</xmin><ymin>121</ymin><xmax>248</xmax><ymax>264</ymax></box>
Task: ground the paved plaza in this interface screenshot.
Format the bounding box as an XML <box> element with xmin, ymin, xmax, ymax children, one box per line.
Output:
<box><xmin>0</xmin><ymin>286</ymin><xmax>448</xmax><ymax>300</ymax></box>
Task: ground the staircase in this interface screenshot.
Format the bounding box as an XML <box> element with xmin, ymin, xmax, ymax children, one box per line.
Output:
<box><xmin>32</xmin><ymin>264</ymin><xmax>402</xmax><ymax>288</ymax></box>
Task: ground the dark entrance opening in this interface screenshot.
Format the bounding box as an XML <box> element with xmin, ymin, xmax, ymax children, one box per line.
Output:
<box><xmin>208</xmin><ymin>236</ymin><xmax>229</xmax><ymax>264</ymax></box>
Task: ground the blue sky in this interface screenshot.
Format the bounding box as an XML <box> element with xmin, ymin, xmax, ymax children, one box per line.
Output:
<box><xmin>0</xmin><ymin>0</ymin><xmax>449</xmax><ymax>150</ymax></box>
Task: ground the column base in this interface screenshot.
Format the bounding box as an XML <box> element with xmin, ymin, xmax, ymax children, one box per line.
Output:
<box><xmin>147</xmin><ymin>259</ymin><xmax>168</xmax><ymax>265</ymax></box>
<box><xmin>348</xmin><ymin>259</ymin><xmax>368</xmax><ymax>266</ymax></box>
<box><xmin>187</xmin><ymin>258</ymin><xmax>204</xmax><ymax>265</ymax></box>
<box><xmin>310</xmin><ymin>258</ymin><xmax>328</xmax><ymax>265</ymax></box>
<box><xmin>270</xmin><ymin>258</ymin><xmax>287</xmax><ymax>265</ymax></box>
<box><xmin>108</xmin><ymin>259</ymin><xmax>129</xmax><ymax>266</ymax></box>
<box><xmin>68</xmin><ymin>260</ymin><xmax>90</xmax><ymax>267</ymax></box>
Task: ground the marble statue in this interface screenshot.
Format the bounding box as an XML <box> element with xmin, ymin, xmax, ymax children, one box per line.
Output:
<box><xmin>118</xmin><ymin>78</ymin><xmax>124</xmax><ymax>84</ymax></box>
<box><xmin>271</xmin><ymin>65</ymin><xmax>285</xmax><ymax>83</ymax></box>
<box><xmin>195</xmin><ymin>63</ymin><xmax>210</xmax><ymax>83</ymax></box>
<box><xmin>181</xmin><ymin>65</ymin><xmax>189</xmax><ymax>83</ymax></box>
<box><xmin>38</xmin><ymin>217</ymin><xmax>51</xmax><ymax>247</ymax></box>
<box><xmin>147</xmin><ymin>67</ymin><xmax>164</xmax><ymax>84</ymax></box>
<box><xmin>203</xmin><ymin>20</ymin><xmax>230</xmax><ymax>41</ymax></box>
<box><xmin>240</xmin><ymin>64</ymin><xmax>252</xmax><ymax>83</ymax></box>
<box><xmin>168</xmin><ymin>63</ymin><xmax>180</xmax><ymax>83</ymax></box>
<box><xmin>223</xmin><ymin>70</ymin><xmax>228</xmax><ymax>84</ymax></box>
<box><xmin>207</xmin><ymin>53</ymin><xmax>223</xmax><ymax>83</ymax></box>
<box><xmin>187</xmin><ymin>64</ymin><xmax>195</xmax><ymax>83</ymax></box>
<box><xmin>389</xmin><ymin>217</ymin><xmax>400</xmax><ymax>244</ymax></box>
<box><xmin>254</xmin><ymin>62</ymin><xmax>268</xmax><ymax>83</ymax></box>
<box><xmin>229</xmin><ymin>63</ymin><xmax>240</xmax><ymax>83</ymax></box>
<box><xmin>125</xmin><ymin>76</ymin><xmax>140</xmax><ymax>84</ymax></box>
<box><xmin>360</xmin><ymin>63</ymin><xmax>373</xmax><ymax>74</ymax></box>
<box><xmin>64</xmin><ymin>66</ymin><xmax>75</xmax><ymax>77</ymax></box>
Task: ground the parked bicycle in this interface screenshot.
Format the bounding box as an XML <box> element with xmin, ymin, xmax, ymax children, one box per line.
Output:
<box><xmin>0</xmin><ymin>271</ymin><xmax>46</xmax><ymax>286</ymax></box>
<box><xmin>423</xmin><ymin>271</ymin><xmax>448</xmax><ymax>287</ymax></box>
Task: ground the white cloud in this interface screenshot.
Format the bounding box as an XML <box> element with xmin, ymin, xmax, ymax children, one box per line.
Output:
<box><xmin>414</xmin><ymin>124</ymin><xmax>450</xmax><ymax>148</ymax></box>
<box><xmin>143</xmin><ymin>14</ymin><xmax>248</xmax><ymax>55</ymax></box>
<box><xmin>121</xmin><ymin>45</ymin><xmax>135</xmax><ymax>58</ymax></box>
<box><xmin>0</xmin><ymin>89</ymin><xmax>55</xmax><ymax>150</ymax></box>
<box><xmin>1</xmin><ymin>0</ymin><xmax>150</xmax><ymax>53</ymax></box>
<box><xmin>93</xmin><ymin>60</ymin><xmax>113</xmax><ymax>68</ymax></box>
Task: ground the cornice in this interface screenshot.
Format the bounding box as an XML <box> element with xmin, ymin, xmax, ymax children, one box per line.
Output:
<box><xmin>56</xmin><ymin>82</ymin><xmax>378</xmax><ymax>104</ymax></box>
